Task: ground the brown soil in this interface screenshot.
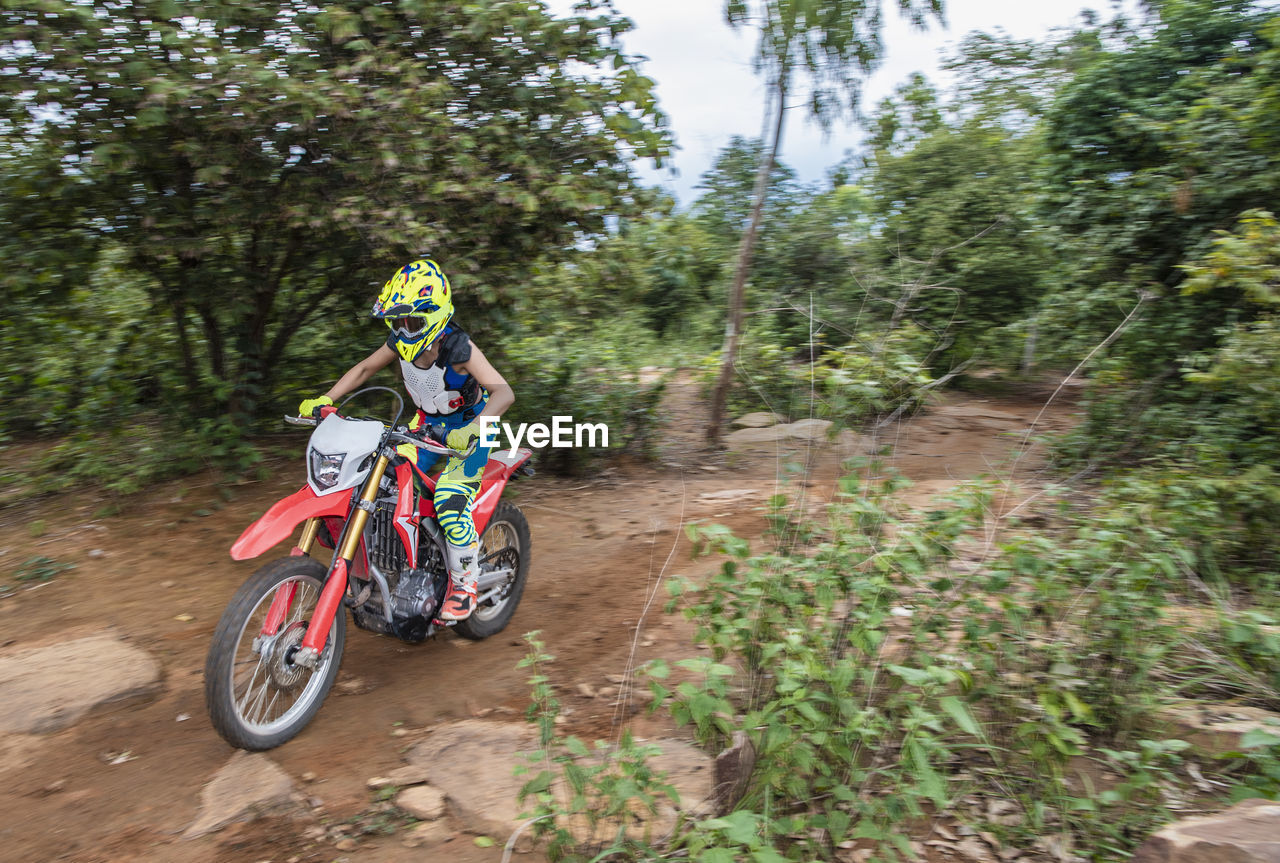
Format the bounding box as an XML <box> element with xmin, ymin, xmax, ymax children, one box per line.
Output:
<box><xmin>0</xmin><ymin>382</ymin><xmax>1078</xmax><ymax>863</ymax></box>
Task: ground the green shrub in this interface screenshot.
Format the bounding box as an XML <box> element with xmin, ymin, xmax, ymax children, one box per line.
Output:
<box><xmin>498</xmin><ymin>324</ymin><xmax>667</xmax><ymax>475</ymax></box>
<box><xmin>697</xmin><ymin>325</ymin><xmax>934</xmax><ymax>425</ymax></box>
<box><xmin>516</xmin><ymin>631</ymin><xmax>679</xmax><ymax>862</ymax></box>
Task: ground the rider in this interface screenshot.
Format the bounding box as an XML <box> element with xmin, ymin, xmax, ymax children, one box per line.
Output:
<box><xmin>298</xmin><ymin>259</ymin><xmax>515</xmax><ymax>622</ymax></box>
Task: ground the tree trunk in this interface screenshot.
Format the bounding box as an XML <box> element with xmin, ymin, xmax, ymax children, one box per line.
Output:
<box><xmin>1021</xmin><ymin>317</ymin><xmax>1039</xmax><ymax>374</ymax></box>
<box><xmin>706</xmin><ymin>74</ymin><xmax>789</xmax><ymax>445</ymax></box>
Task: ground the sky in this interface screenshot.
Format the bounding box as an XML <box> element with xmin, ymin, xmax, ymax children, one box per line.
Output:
<box><xmin>549</xmin><ymin>0</ymin><xmax>1135</xmax><ymax>205</ymax></box>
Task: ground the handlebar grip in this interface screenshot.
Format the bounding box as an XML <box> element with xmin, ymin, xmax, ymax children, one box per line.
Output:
<box><xmin>388</xmin><ymin>430</ymin><xmax>471</xmax><ymax>460</ymax></box>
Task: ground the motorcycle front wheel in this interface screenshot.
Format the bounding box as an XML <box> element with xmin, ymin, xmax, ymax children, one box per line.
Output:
<box><xmin>204</xmin><ymin>556</ymin><xmax>346</xmax><ymax>750</ymax></box>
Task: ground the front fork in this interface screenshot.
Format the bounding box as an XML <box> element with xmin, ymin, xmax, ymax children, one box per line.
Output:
<box><xmin>261</xmin><ymin>453</ymin><xmax>393</xmax><ymax>667</ymax></box>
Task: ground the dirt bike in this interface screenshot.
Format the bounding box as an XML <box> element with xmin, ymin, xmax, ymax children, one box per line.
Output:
<box><xmin>204</xmin><ymin>387</ymin><xmax>534</xmax><ymax>750</ymax></box>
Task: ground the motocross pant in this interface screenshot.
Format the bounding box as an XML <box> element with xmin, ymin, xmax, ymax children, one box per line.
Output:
<box><xmin>416</xmin><ymin>423</ymin><xmax>492</xmax><ymax>581</ymax></box>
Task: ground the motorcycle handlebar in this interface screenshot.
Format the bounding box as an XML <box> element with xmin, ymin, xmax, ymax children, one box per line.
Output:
<box><xmin>284</xmin><ymin>414</ymin><xmax>475</xmax><ymax>460</ymax></box>
<box><xmin>387</xmin><ymin>430</ymin><xmax>476</xmax><ymax>461</ymax></box>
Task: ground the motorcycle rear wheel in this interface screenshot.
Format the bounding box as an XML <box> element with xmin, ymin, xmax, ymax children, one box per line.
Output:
<box><xmin>454</xmin><ymin>501</ymin><xmax>531</xmax><ymax>640</ymax></box>
<box><xmin>204</xmin><ymin>556</ymin><xmax>346</xmax><ymax>750</ymax></box>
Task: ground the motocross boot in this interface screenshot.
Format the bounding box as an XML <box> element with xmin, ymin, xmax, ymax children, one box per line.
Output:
<box><xmin>439</xmin><ymin>543</ymin><xmax>480</xmax><ymax>621</ymax></box>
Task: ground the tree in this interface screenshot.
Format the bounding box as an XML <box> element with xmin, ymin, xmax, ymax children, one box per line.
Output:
<box><xmin>691</xmin><ymin>136</ymin><xmax>800</xmax><ymax>244</ymax></box>
<box><xmin>859</xmin><ymin>72</ymin><xmax>1049</xmax><ymax>370</ymax></box>
<box><xmin>0</xmin><ymin>1</ymin><xmax>669</xmax><ymax>422</ymax></box>
<box><xmin>706</xmin><ymin>0</ymin><xmax>945</xmax><ymax>444</ymax></box>
<box><xmin>1038</xmin><ymin>0</ymin><xmax>1279</xmax><ymax>373</ymax></box>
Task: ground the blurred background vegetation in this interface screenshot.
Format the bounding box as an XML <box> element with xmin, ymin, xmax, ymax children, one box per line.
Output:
<box><xmin>4</xmin><ymin>1</ymin><xmax>1280</xmax><ymax>856</ymax></box>
<box><xmin>0</xmin><ymin>0</ymin><xmax>1274</xmax><ymax>536</ymax></box>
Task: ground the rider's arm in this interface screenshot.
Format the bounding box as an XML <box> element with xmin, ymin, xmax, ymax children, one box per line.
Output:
<box><xmin>323</xmin><ymin>344</ymin><xmax>398</xmax><ymax>402</ymax></box>
<box><xmin>460</xmin><ymin>342</ymin><xmax>514</xmax><ymax>418</ymax></box>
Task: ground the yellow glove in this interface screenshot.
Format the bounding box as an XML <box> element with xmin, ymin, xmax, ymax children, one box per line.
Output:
<box><xmin>397</xmin><ymin>413</ymin><xmax>429</xmax><ymax>461</ymax></box>
<box><xmin>446</xmin><ymin>420</ymin><xmax>484</xmax><ymax>453</ymax></box>
<box><xmin>298</xmin><ymin>395</ymin><xmax>333</xmax><ymax>417</ymax></box>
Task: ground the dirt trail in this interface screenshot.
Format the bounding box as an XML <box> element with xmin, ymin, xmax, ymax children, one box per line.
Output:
<box><xmin>0</xmin><ymin>383</ymin><xmax>1078</xmax><ymax>863</ymax></box>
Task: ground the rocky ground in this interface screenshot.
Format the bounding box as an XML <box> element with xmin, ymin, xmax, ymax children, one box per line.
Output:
<box><xmin>2</xmin><ymin>382</ymin><xmax>1270</xmax><ymax>862</ymax></box>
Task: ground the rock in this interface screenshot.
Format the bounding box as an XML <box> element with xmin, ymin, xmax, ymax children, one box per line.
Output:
<box><xmin>0</xmin><ymin>732</ymin><xmax>44</xmax><ymax>776</ymax></box>
<box><xmin>39</xmin><ymin>778</ymin><xmax>67</xmax><ymax>796</ymax></box>
<box><xmin>183</xmin><ymin>751</ymin><xmax>304</xmax><ymax>838</ymax></box>
<box><xmin>0</xmin><ymin>634</ymin><xmax>162</xmax><ymax>733</ymax></box>
<box><xmin>725</xmin><ymin>419</ymin><xmax>833</xmax><ymax>448</ymax></box>
<box><xmin>335</xmin><ymin>675</ymin><xmax>376</xmax><ymax>696</ymax></box>
<box><xmin>955</xmin><ymin>836</ymin><xmax>998</xmax><ymax>862</ymax></box>
<box><xmin>836</xmin><ymin>429</ymin><xmax>875</xmax><ymax>454</ymax></box>
<box><xmin>930</xmin><ymin>404</ymin><xmax>1025</xmax><ymax>423</ymax></box>
<box><xmin>404</xmin><ymin>720</ymin><xmax>539</xmax><ymax>838</ymax></box>
<box><xmin>732</xmin><ymin>412</ymin><xmax>780</xmax><ymax>428</ymax></box>
<box><xmin>1157</xmin><ymin>702</ymin><xmax>1280</xmax><ymax>757</ymax></box>
<box><xmin>1037</xmin><ymin>833</ymin><xmax>1074</xmax><ymax>863</ymax></box>
<box><xmin>724</xmin><ymin>425</ymin><xmax>786</xmax><ymax>446</ymax></box>
<box><xmin>396</xmin><ymin>785</ymin><xmax>447</xmax><ymax>821</ymax></box>
<box><xmin>565</xmin><ymin>738</ymin><xmax>714</xmax><ymax>844</ymax></box>
<box><xmin>386</xmin><ymin>765</ymin><xmax>431</xmax><ymax>787</ymax></box>
<box><xmin>986</xmin><ymin>798</ymin><xmax>1025</xmax><ymax>827</ymax></box>
<box><xmin>1132</xmin><ymin>798</ymin><xmax>1280</xmax><ymax>862</ymax></box>
<box><xmin>404</xmin><ymin>721</ymin><xmax>712</xmax><ymax>844</ymax></box>
<box><xmin>713</xmin><ymin>731</ymin><xmax>756</xmax><ymax>814</ymax></box>
<box><xmin>334</xmin><ymin>837</ymin><xmax>358</xmax><ymax>851</ymax></box>
<box><xmin>697</xmin><ymin>488</ymin><xmax>759</xmax><ymax>502</ymax></box>
<box><xmin>402</xmin><ymin>819</ymin><xmax>453</xmax><ymax>848</ymax></box>
<box><xmin>785</xmin><ymin>418</ymin><xmax>834</xmax><ymax>440</ymax></box>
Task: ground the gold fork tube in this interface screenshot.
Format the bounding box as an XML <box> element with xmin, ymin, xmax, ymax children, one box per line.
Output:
<box><xmin>296</xmin><ymin>517</ymin><xmax>321</xmax><ymax>555</ymax></box>
<box><xmin>337</xmin><ymin>454</ymin><xmax>392</xmax><ymax>561</ymax></box>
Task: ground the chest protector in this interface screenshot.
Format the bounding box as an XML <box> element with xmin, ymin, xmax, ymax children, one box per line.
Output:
<box><xmin>401</xmin><ymin>359</ymin><xmax>469</xmax><ymax>415</ymax></box>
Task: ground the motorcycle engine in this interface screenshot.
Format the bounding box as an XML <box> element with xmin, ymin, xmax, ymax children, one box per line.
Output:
<box><xmin>389</xmin><ymin>567</ymin><xmax>439</xmax><ymax>619</ymax></box>
<box><xmin>352</xmin><ymin>478</ymin><xmax>448</xmax><ymax>642</ymax></box>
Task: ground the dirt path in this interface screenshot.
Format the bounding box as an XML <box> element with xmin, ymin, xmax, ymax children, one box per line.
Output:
<box><xmin>0</xmin><ymin>384</ymin><xmax>1078</xmax><ymax>863</ymax></box>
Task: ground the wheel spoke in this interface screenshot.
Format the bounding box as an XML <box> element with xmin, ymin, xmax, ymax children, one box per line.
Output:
<box><xmin>209</xmin><ymin>561</ymin><xmax>344</xmax><ymax>748</ymax></box>
<box><xmin>236</xmin><ymin>590</ymin><xmax>330</xmax><ymax>729</ymax></box>
<box><xmin>241</xmin><ymin>674</ymin><xmax>269</xmax><ymax>723</ymax></box>
<box><xmin>236</xmin><ymin>653</ymin><xmax>268</xmax><ymax>714</ymax></box>
<box><xmin>474</xmin><ymin>519</ymin><xmax>522</xmax><ymax>621</ymax></box>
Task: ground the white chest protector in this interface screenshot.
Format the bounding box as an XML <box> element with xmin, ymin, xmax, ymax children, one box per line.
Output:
<box><xmin>400</xmin><ymin>358</ymin><xmax>467</xmax><ymax>415</ymax></box>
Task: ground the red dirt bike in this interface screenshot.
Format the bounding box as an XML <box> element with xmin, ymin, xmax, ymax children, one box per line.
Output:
<box><xmin>204</xmin><ymin>387</ymin><xmax>533</xmax><ymax>750</ymax></box>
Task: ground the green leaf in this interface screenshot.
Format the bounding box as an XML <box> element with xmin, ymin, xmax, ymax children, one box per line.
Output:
<box><xmin>1241</xmin><ymin>728</ymin><xmax>1280</xmax><ymax>750</ymax></box>
<box><xmin>717</xmin><ymin>810</ymin><xmax>760</xmax><ymax>845</ymax></box>
<box><xmin>939</xmin><ymin>696</ymin><xmax>981</xmax><ymax>737</ymax></box>
<box><xmin>887</xmin><ymin>664</ymin><xmax>932</xmax><ymax>687</ymax></box>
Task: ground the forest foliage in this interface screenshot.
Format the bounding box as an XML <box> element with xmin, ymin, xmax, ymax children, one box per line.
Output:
<box><xmin>4</xmin><ymin>1</ymin><xmax>1280</xmax><ymax>859</ymax></box>
<box><xmin>0</xmin><ymin>1</ymin><xmax>1275</xmax><ymax>558</ymax></box>
<box><xmin>1</xmin><ymin>0</ymin><xmax>1275</xmax><ymax>555</ymax></box>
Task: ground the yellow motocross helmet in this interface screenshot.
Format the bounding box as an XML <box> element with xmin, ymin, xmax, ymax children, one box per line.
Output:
<box><xmin>371</xmin><ymin>259</ymin><xmax>453</xmax><ymax>362</ymax></box>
